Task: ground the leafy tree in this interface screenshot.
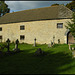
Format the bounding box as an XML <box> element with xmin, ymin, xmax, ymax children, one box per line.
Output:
<box><xmin>66</xmin><ymin>1</ymin><xmax>75</xmax><ymax>11</ymax></box>
<box><xmin>0</xmin><ymin>1</ymin><xmax>10</xmax><ymax>17</ymax></box>
<box><xmin>65</xmin><ymin>12</ymin><xmax>75</xmax><ymax>38</ymax></box>
<box><xmin>51</xmin><ymin>3</ymin><xmax>59</xmax><ymax>6</ymax></box>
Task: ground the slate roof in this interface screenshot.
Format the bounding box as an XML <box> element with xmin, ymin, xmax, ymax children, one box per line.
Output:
<box><xmin>0</xmin><ymin>5</ymin><xmax>73</xmax><ymax>24</ymax></box>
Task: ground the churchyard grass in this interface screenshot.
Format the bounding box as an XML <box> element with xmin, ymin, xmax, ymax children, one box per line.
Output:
<box><xmin>0</xmin><ymin>43</ymin><xmax>75</xmax><ymax>74</ymax></box>
<box><xmin>71</xmin><ymin>44</ymin><xmax>75</xmax><ymax>47</ymax></box>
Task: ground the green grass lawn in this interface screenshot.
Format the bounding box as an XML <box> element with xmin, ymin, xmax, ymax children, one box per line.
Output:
<box><xmin>0</xmin><ymin>43</ymin><xmax>75</xmax><ymax>74</ymax></box>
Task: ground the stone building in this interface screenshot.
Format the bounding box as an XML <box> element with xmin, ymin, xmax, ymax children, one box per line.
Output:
<box><xmin>0</xmin><ymin>5</ymin><xmax>74</xmax><ymax>44</ymax></box>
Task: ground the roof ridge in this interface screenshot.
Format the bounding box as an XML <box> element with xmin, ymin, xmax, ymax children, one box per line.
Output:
<box><xmin>0</xmin><ymin>5</ymin><xmax>72</xmax><ymax>24</ymax></box>
<box><xmin>5</xmin><ymin>5</ymin><xmax>59</xmax><ymax>15</ymax></box>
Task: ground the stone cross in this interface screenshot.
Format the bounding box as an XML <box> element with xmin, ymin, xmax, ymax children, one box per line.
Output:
<box><xmin>33</xmin><ymin>38</ymin><xmax>36</xmax><ymax>47</ymax></box>
<box><xmin>6</xmin><ymin>38</ymin><xmax>10</xmax><ymax>52</ymax></box>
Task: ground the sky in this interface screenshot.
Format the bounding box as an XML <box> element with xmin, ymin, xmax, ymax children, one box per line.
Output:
<box><xmin>5</xmin><ymin>1</ymin><xmax>72</xmax><ymax>13</ymax></box>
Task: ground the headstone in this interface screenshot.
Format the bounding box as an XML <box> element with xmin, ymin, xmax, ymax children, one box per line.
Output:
<box><xmin>72</xmin><ymin>51</ymin><xmax>75</xmax><ymax>58</ymax></box>
<box><xmin>58</xmin><ymin>39</ymin><xmax>60</xmax><ymax>44</ymax></box>
<box><xmin>33</xmin><ymin>38</ymin><xmax>36</xmax><ymax>47</ymax></box>
<box><xmin>34</xmin><ymin>48</ymin><xmax>45</xmax><ymax>56</ymax></box>
<box><xmin>72</xmin><ymin>47</ymin><xmax>75</xmax><ymax>50</ymax></box>
<box><xmin>6</xmin><ymin>38</ymin><xmax>10</xmax><ymax>52</ymax></box>
<box><xmin>51</xmin><ymin>41</ymin><xmax>53</xmax><ymax>47</ymax></box>
<box><xmin>48</xmin><ymin>44</ymin><xmax>51</xmax><ymax>48</ymax></box>
<box><xmin>48</xmin><ymin>43</ymin><xmax>52</xmax><ymax>48</ymax></box>
<box><xmin>13</xmin><ymin>39</ymin><xmax>20</xmax><ymax>52</ymax></box>
<box><xmin>53</xmin><ymin>35</ymin><xmax>55</xmax><ymax>45</ymax></box>
<box><xmin>69</xmin><ymin>44</ymin><xmax>71</xmax><ymax>50</ymax></box>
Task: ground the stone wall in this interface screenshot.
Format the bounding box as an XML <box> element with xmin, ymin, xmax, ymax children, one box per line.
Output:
<box><xmin>0</xmin><ymin>19</ymin><xmax>71</xmax><ymax>44</ymax></box>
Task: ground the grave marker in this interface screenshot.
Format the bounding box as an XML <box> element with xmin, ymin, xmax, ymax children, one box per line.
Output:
<box><xmin>33</xmin><ymin>38</ymin><xmax>36</xmax><ymax>47</ymax></box>
<box><xmin>13</xmin><ymin>39</ymin><xmax>20</xmax><ymax>52</ymax></box>
<box><xmin>6</xmin><ymin>38</ymin><xmax>10</xmax><ymax>52</ymax></box>
<box><xmin>51</xmin><ymin>41</ymin><xmax>53</xmax><ymax>47</ymax></box>
<box><xmin>68</xmin><ymin>44</ymin><xmax>72</xmax><ymax>50</ymax></box>
<box><xmin>53</xmin><ymin>35</ymin><xmax>55</xmax><ymax>45</ymax></box>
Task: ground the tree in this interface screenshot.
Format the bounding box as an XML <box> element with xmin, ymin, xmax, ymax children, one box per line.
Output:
<box><xmin>66</xmin><ymin>1</ymin><xmax>75</xmax><ymax>11</ymax></box>
<box><xmin>65</xmin><ymin>12</ymin><xmax>75</xmax><ymax>38</ymax></box>
<box><xmin>51</xmin><ymin>3</ymin><xmax>59</xmax><ymax>6</ymax></box>
<box><xmin>0</xmin><ymin>1</ymin><xmax>10</xmax><ymax>17</ymax></box>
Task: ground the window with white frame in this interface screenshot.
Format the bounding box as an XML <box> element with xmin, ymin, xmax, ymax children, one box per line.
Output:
<box><xmin>57</xmin><ymin>23</ymin><xmax>63</xmax><ymax>28</ymax></box>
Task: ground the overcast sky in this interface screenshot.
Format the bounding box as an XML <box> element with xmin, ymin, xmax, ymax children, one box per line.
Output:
<box><xmin>5</xmin><ymin>1</ymin><xmax>72</xmax><ymax>13</ymax></box>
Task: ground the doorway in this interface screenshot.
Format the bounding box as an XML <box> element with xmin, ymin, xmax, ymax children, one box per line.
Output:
<box><xmin>67</xmin><ymin>32</ymin><xmax>75</xmax><ymax>44</ymax></box>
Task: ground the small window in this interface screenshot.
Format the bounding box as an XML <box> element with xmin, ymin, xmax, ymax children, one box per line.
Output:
<box><xmin>20</xmin><ymin>25</ymin><xmax>25</xmax><ymax>30</ymax></box>
<box><xmin>20</xmin><ymin>35</ymin><xmax>25</xmax><ymax>40</ymax></box>
<box><xmin>0</xmin><ymin>36</ymin><xmax>2</xmax><ymax>39</ymax></box>
<box><xmin>0</xmin><ymin>27</ymin><xmax>2</xmax><ymax>31</ymax></box>
<box><xmin>57</xmin><ymin>23</ymin><xmax>63</xmax><ymax>28</ymax></box>
<box><xmin>0</xmin><ymin>36</ymin><xmax>2</xmax><ymax>42</ymax></box>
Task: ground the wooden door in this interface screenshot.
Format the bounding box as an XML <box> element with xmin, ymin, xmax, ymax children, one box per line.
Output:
<box><xmin>68</xmin><ymin>32</ymin><xmax>75</xmax><ymax>44</ymax></box>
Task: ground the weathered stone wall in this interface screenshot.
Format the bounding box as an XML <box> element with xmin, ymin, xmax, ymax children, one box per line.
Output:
<box><xmin>0</xmin><ymin>19</ymin><xmax>71</xmax><ymax>44</ymax></box>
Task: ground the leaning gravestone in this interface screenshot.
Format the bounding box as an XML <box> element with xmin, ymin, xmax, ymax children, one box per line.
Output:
<box><xmin>13</xmin><ymin>39</ymin><xmax>20</xmax><ymax>52</ymax></box>
<box><xmin>34</xmin><ymin>48</ymin><xmax>45</xmax><ymax>56</ymax></box>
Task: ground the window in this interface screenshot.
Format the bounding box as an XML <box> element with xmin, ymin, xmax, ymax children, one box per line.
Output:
<box><xmin>20</xmin><ymin>35</ymin><xmax>25</xmax><ymax>40</ymax></box>
<box><xmin>0</xmin><ymin>36</ymin><xmax>2</xmax><ymax>39</ymax></box>
<box><xmin>0</xmin><ymin>27</ymin><xmax>2</xmax><ymax>31</ymax></box>
<box><xmin>0</xmin><ymin>36</ymin><xmax>2</xmax><ymax>42</ymax></box>
<box><xmin>57</xmin><ymin>23</ymin><xmax>63</xmax><ymax>28</ymax></box>
<box><xmin>20</xmin><ymin>25</ymin><xmax>25</xmax><ymax>30</ymax></box>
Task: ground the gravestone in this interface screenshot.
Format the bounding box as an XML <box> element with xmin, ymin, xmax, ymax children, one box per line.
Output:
<box><xmin>48</xmin><ymin>43</ymin><xmax>50</xmax><ymax>48</ymax></box>
<box><xmin>58</xmin><ymin>39</ymin><xmax>60</xmax><ymax>44</ymax></box>
<box><xmin>34</xmin><ymin>48</ymin><xmax>45</xmax><ymax>56</ymax></box>
<box><xmin>51</xmin><ymin>41</ymin><xmax>53</xmax><ymax>47</ymax></box>
<box><xmin>6</xmin><ymin>38</ymin><xmax>10</xmax><ymax>52</ymax></box>
<box><xmin>13</xmin><ymin>39</ymin><xmax>20</xmax><ymax>52</ymax></box>
<box><xmin>53</xmin><ymin>35</ymin><xmax>55</xmax><ymax>45</ymax></box>
<box><xmin>48</xmin><ymin>42</ymin><xmax>52</xmax><ymax>48</ymax></box>
<box><xmin>72</xmin><ymin>51</ymin><xmax>75</xmax><ymax>58</ymax></box>
<box><xmin>33</xmin><ymin>38</ymin><xmax>36</xmax><ymax>47</ymax></box>
<box><xmin>69</xmin><ymin>44</ymin><xmax>71</xmax><ymax>50</ymax></box>
<box><xmin>72</xmin><ymin>47</ymin><xmax>75</xmax><ymax>50</ymax></box>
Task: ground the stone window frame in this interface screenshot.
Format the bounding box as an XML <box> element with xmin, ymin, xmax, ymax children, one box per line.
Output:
<box><xmin>20</xmin><ymin>35</ymin><xmax>25</xmax><ymax>40</ymax></box>
<box><xmin>0</xmin><ymin>27</ymin><xmax>2</xmax><ymax>31</ymax></box>
<box><xmin>0</xmin><ymin>35</ymin><xmax>2</xmax><ymax>42</ymax></box>
<box><xmin>57</xmin><ymin>23</ymin><xmax>63</xmax><ymax>28</ymax></box>
<box><xmin>0</xmin><ymin>35</ymin><xmax>2</xmax><ymax>39</ymax></box>
<box><xmin>20</xmin><ymin>25</ymin><xmax>25</xmax><ymax>30</ymax></box>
